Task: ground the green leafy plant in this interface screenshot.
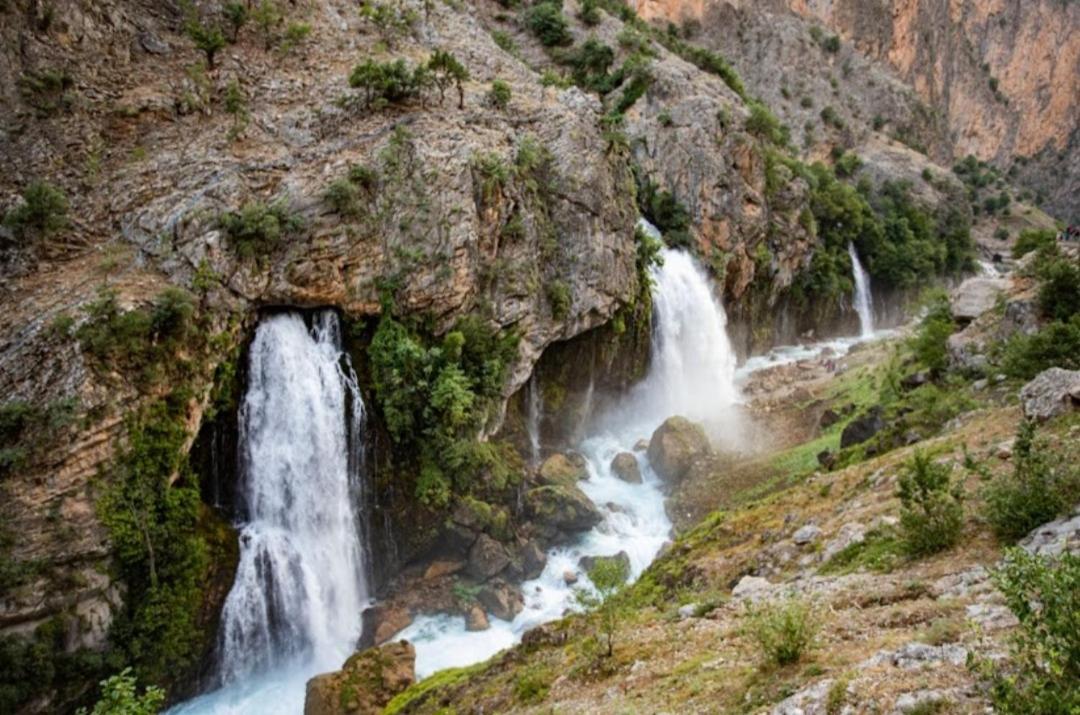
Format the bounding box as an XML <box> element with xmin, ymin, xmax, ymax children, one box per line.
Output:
<box><xmin>897</xmin><ymin>451</ymin><xmax>964</xmax><ymax>556</ymax></box>
<box><xmin>745</xmin><ymin>597</ymin><xmax>818</xmax><ymax>666</ymax></box>
<box><xmin>908</xmin><ymin>292</ymin><xmax>955</xmax><ymax>376</ymax></box>
<box><xmin>76</xmin><ymin>667</ymin><xmax>164</xmax><ymax>715</ymax></box>
<box><xmin>427</xmin><ymin>49</ymin><xmax>469</xmax><ymax>108</ymax></box>
<box><xmin>3</xmin><ymin>180</ymin><xmax>68</xmax><ymax>244</ymax></box>
<box><xmin>546</xmin><ymin>280</ymin><xmax>571</xmax><ymax>320</ymax></box>
<box><xmin>222</xmin><ymin>2</ymin><xmax>248</xmax><ymax>42</ymax></box>
<box><xmin>185</xmin><ymin>17</ymin><xmax>226</xmax><ymax>69</ymax></box>
<box><xmin>17</xmin><ymin>68</ymin><xmax>74</xmax><ymax>116</ymax></box>
<box><xmin>487</xmin><ymin>79</ymin><xmax>511</xmax><ymax>109</ymax></box>
<box><xmin>217</xmin><ymin>200</ymin><xmax>303</xmax><ymax>261</ymax></box>
<box><xmin>983</xmin><ymin>420</ymin><xmax>1079</xmax><ymax>542</ymax></box>
<box><xmin>348</xmin><ymin>58</ymin><xmax>428</xmax><ymax>107</ymax></box>
<box><xmin>746</xmin><ymin>101</ymin><xmax>788</xmax><ymax>145</ymax></box>
<box><xmin>985</xmin><ymin>549</ymin><xmax>1080</xmax><ymax>714</ymax></box>
<box><xmin>526</xmin><ymin>1</ymin><xmax>572</xmax><ymax>47</ymax></box>
<box><xmin>1012</xmin><ymin>228</ymin><xmax>1055</xmax><ymax>259</ymax></box>
<box><xmin>574</xmin><ymin>556</ymin><xmax>630</xmax><ymax>657</ymax></box>
<box><xmin>579</xmin><ymin>0</ymin><xmax>602</xmax><ymax>25</ymax></box>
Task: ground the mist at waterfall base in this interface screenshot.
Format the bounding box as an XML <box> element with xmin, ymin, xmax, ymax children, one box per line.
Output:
<box><xmin>172</xmin><ymin>312</ymin><xmax>371</xmax><ymax>715</ymax></box>
<box><xmin>395</xmin><ymin>242</ymin><xmax>741</xmax><ymax>677</ymax></box>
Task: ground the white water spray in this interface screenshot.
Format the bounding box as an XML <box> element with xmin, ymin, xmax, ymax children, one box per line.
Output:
<box><xmin>173</xmin><ymin>311</ymin><xmax>370</xmax><ymax>714</ymax></box>
<box><xmin>397</xmin><ymin>222</ymin><xmax>740</xmax><ymax>677</ymax></box>
<box><xmin>848</xmin><ymin>242</ymin><xmax>875</xmax><ymax>338</ymax></box>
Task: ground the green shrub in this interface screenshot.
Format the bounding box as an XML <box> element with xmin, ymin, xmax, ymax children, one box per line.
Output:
<box><xmin>487</xmin><ymin>79</ymin><xmax>512</xmax><ymax>109</ymax></box>
<box><xmin>897</xmin><ymin>451</ymin><xmax>964</xmax><ymax>557</ymax></box>
<box><xmin>252</xmin><ymin>0</ymin><xmax>283</xmax><ymax>49</ymax></box>
<box><xmin>3</xmin><ymin>180</ymin><xmax>68</xmax><ymax>243</ymax></box>
<box><xmin>217</xmin><ymin>200</ymin><xmax>302</xmax><ymax>260</ymax></box>
<box><xmin>579</xmin><ymin>0</ymin><xmax>602</xmax><ymax>25</ymax></box>
<box><xmin>1000</xmin><ymin>315</ymin><xmax>1080</xmax><ymax>379</ymax></box>
<box><xmin>222</xmin><ymin>2</ymin><xmax>247</xmax><ymax>41</ymax></box>
<box><xmin>636</xmin><ymin>173</ymin><xmax>692</xmax><ymax>247</ymax></box>
<box><xmin>0</xmin><ymin>398</ymin><xmax>78</xmax><ymax>479</ymax></box>
<box><xmin>908</xmin><ymin>293</ymin><xmax>955</xmax><ymax>376</ymax></box>
<box><xmin>17</xmin><ymin>68</ymin><xmax>74</xmax><ymax>116</ymax></box>
<box><xmin>77</xmin><ymin>667</ymin><xmax>164</xmax><ymax>715</ymax></box>
<box><xmin>820</xmin><ymin>105</ymin><xmax>844</xmax><ymax>129</ymax></box>
<box><xmin>653</xmin><ymin>34</ymin><xmax>745</xmax><ymax>99</ymax></box>
<box><xmin>0</xmin><ymin>618</ymin><xmax>107</xmax><ymax>714</ymax></box>
<box><xmin>574</xmin><ymin>556</ymin><xmax>630</xmax><ymax>658</ymax></box>
<box><xmin>746</xmin><ymin>101</ymin><xmax>788</xmax><ymax>145</ymax></box>
<box><xmin>745</xmin><ymin>597</ymin><xmax>817</xmax><ymax>666</ymax></box>
<box><xmin>526</xmin><ymin>2</ymin><xmax>572</xmax><ymax>47</ymax></box>
<box><xmin>367</xmin><ymin>314</ymin><xmax>520</xmax><ymax>504</ymax></box>
<box><xmin>986</xmin><ymin>549</ymin><xmax>1080</xmax><ymax>714</ymax></box>
<box><xmin>834</xmin><ymin>151</ymin><xmax>861</xmax><ymax>178</ymax></box>
<box><xmin>513</xmin><ymin>664</ymin><xmax>553</xmax><ymax>704</ymax></box>
<box><xmin>281</xmin><ymin>21</ymin><xmax>312</xmax><ymax>53</ymax></box>
<box><xmin>348</xmin><ymin>58</ymin><xmax>430</xmax><ymax>108</ymax></box>
<box><xmin>1036</xmin><ymin>250</ymin><xmax>1080</xmax><ymax>321</ymax></box>
<box><xmin>1012</xmin><ymin>228</ymin><xmax>1055</xmax><ymax>258</ymax></box>
<box><xmin>358</xmin><ymin>0</ymin><xmax>417</xmax><ymax>46</ymax></box>
<box><xmin>547</xmin><ymin>280</ymin><xmax>572</xmax><ymax>320</ymax></box>
<box><xmin>98</xmin><ymin>393</ymin><xmax>209</xmax><ymax>687</ymax></box>
<box><xmin>983</xmin><ymin>421</ymin><xmax>1080</xmax><ymax>542</ymax></box>
<box><xmin>821</xmin><ymin>34</ymin><xmax>841</xmax><ymax>53</ymax></box>
<box><xmin>185</xmin><ymin>17</ymin><xmax>226</xmax><ymax>69</ymax></box>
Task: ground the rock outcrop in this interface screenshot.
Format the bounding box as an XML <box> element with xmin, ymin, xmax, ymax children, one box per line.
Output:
<box><xmin>304</xmin><ymin>640</ymin><xmax>415</xmax><ymax>715</ymax></box>
<box><xmin>1020</xmin><ymin>368</ymin><xmax>1080</xmax><ymax>422</ymax></box>
<box><xmin>950</xmin><ymin>277</ymin><xmax>1007</xmax><ymax>323</ymax></box>
<box><xmin>610</xmin><ymin>452</ymin><xmax>643</xmax><ymax>484</ymax></box>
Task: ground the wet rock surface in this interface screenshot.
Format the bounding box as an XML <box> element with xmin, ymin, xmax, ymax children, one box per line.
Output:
<box><xmin>646</xmin><ymin>416</ymin><xmax>712</xmax><ymax>486</ymax></box>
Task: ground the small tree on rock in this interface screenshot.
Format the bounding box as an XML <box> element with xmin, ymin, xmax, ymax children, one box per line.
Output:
<box><xmin>187</xmin><ymin>19</ymin><xmax>226</xmax><ymax>69</ymax></box>
<box><xmin>428</xmin><ymin>49</ymin><xmax>469</xmax><ymax>108</ymax></box>
<box><xmin>575</xmin><ymin>556</ymin><xmax>629</xmax><ymax>658</ymax></box>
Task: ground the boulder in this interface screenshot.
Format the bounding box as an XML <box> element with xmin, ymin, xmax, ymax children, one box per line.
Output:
<box><xmin>633</xmin><ymin>438</ymin><xmax>648</xmax><ymax>452</ymax></box>
<box><xmin>792</xmin><ymin>524</ymin><xmax>821</xmax><ymax>546</ymax></box>
<box><xmin>610</xmin><ymin>452</ymin><xmax>642</xmax><ymax>484</ymax></box>
<box><xmin>947</xmin><ymin>328</ymin><xmax>989</xmax><ymax>371</ymax></box>
<box><xmin>818</xmin><ymin>408</ymin><xmax>841</xmax><ymax>429</ymax></box>
<box><xmin>822</xmin><ymin>523</ymin><xmax>867</xmax><ymax>562</ymax></box>
<box><xmin>370</xmin><ymin>604</ymin><xmax>412</xmax><ymax>646</ymax></box>
<box><xmin>465</xmin><ymin>605</ymin><xmax>489</xmax><ymax>631</ymax></box>
<box><xmin>525</xmin><ymin>484</ymin><xmax>603</xmax><ymax>537</ymax></box>
<box><xmin>1018</xmin><ymin>505</ymin><xmax>1080</xmax><ymax>558</ymax></box>
<box><xmin>520</xmin><ymin>540</ymin><xmax>547</xmax><ymax>580</ymax></box>
<box><xmin>646</xmin><ymin>416</ymin><xmax>711</xmax><ymax>484</ymax></box>
<box><xmin>816</xmin><ymin>450</ymin><xmax>836</xmax><ymax>469</ymax></box>
<box><xmin>466</xmin><ymin>534</ymin><xmax>511</xmax><ymax>580</ymax></box>
<box><xmin>949</xmin><ymin>277</ymin><xmax>1006</xmax><ymax>323</ymax></box>
<box><xmin>304</xmin><ymin>640</ymin><xmax>415</xmax><ymax>715</ymax></box>
<box><xmin>839</xmin><ymin>406</ymin><xmax>885</xmax><ymax>449</ymax></box>
<box><xmin>563</xmin><ymin>570</ymin><xmax>578</xmax><ymax>585</ymax></box>
<box><xmin>476</xmin><ymin>579</ymin><xmax>523</xmax><ymax>620</ymax></box>
<box><xmin>538</xmin><ymin>452</ymin><xmax>588</xmax><ymax>486</ymax></box>
<box><xmin>1020</xmin><ymin>368</ymin><xmax>1080</xmax><ymax>422</ymax></box>
<box><xmin>731</xmin><ymin>575</ymin><xmax>773</xmax><ymax>601</ymax></box>
<box><xmin>578</xmin><ymin>550</ymin><xmax>630</xmax><ymax>576</ymax></box>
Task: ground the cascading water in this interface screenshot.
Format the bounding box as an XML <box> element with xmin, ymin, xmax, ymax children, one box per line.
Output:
<box><xmin>526</xmin><ymin>372</ymin><xmax>542</xmax><ymax>467</ymax></box>
<box><xmin>848</xmin><ymin>242</ymin><xmax>875</xmax><ymax>338</ymax></box>
<box><xmin>396</xmin><ymin>222</ymin><xmax>740</xmax><ymax>677</ymax></box>
<box><xmin>173</xmin><ymin>311</ymin><xmax>371</xmax><ymax>715</ymax></box>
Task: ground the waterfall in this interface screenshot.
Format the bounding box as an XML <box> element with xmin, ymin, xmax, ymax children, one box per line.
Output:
<box><xmin>526</xmin><ymin>372</ymin><xmax>542</xmax><ymax>466</ymax></box>
<box><xmin>175</xmin><ymin>311</ymin><xmax>371</xmax><ymax>714</ymax></box>
<box><xmin>622</xmin><ymin>240</ymin><xmax>739</xmax><ymax>428</ymax></box>
<box><xmin>848</xmin><ymin>242</ymin><xmax>875</xmax><ymax>338</ymax></box>
<box><xmin>395</xmin><ymin>222</ymin><xmax>740</xmax><ymax>677</ymax></box>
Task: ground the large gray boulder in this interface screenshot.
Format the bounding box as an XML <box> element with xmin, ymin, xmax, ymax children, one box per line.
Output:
<box><xmin>1020</xmin><ymin>368</ymin><xmax>1080</xmax><ymax>422</ymax></box>
<box><xmin>646</xmin><ymin>416</ymin><xmax>711</xmax><ymax>485</ymax></box>
<box><xmin>949</xmin><ymin>277</ymin><xmax>1007</xmax><ymax>323</ymax></box>
<box><xmin>466</xmin><ymin>534</ymin><xmax>511</xmax><ymax>580</ymax></box>
<box><xmin>840</xmin><ymin>406</ymin><xmax>885</xmax><ymax>449</ymax></box>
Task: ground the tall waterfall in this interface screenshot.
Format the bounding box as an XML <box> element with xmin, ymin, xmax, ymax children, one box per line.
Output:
<box><xmin>396</xmin><ymin>224</ymin><xmax>740</xmax><ymax>677</ymax></box>
<box><xmin>848</xmin><ymin>242</ymin><xmax>875</xmax><ymax>338</ymax></box>
<box><xmin>176</xmin><ymin>311</ymin><xmax>371</xmax><ymax>714</ymax></box>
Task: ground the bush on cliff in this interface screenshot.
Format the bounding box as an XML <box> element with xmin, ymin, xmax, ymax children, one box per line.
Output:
<box><xmin>526</xmin><ymin>1</ymin><xmax>572</xmax><ymax>47</ymax></box>
<box><xmin>2</xmin><ymin>180</ymin><xmax>68</xmax><ymax>246</ymax></box>
<box><xmin>745</xmin><ymin>597</ymin><xmax>818</xmax><ymax>667</ymax></box>
<box><xmin>368</xmin><ymin>313</ymin><xmax>520</xmax><ymax>506</ymax></box>
<box><xmin>217</xmin><ymin>200</ymin><xmax>303</xmax><ymax>261</ymax></box>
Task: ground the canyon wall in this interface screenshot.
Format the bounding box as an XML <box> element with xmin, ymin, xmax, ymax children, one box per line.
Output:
<box><xmin>635</xmin><ymin>0</ymin><xmax>1080</xmax><ymax>221</ymax></box>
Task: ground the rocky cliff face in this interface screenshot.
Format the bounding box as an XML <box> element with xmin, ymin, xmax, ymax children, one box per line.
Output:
<box><xmin>0</xmin><ymin>0</ymin><xmax>853</xmax><ymax>708</ymax></box>
<box><xmin>633</xmin><ymin>0</ymin><xmax>1080</xmax><ymax>222</ymax></box>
